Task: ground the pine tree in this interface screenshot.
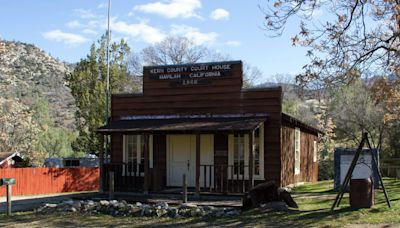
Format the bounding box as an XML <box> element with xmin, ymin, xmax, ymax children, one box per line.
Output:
<box><xmin>68</xmin><ymin>36</ymin><xmax>132</xmax><ymax>154</ymax></box>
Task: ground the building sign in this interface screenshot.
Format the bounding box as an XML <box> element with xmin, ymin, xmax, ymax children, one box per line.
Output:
<box><xmin>146</xmin><ymin>62</ymin><xmax>235</xmax><ymax>87</ymax></box>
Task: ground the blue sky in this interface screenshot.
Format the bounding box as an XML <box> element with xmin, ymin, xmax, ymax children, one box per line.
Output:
<box><xmin>0</xmin><ymin>0</ymin><xmax>313</xmax><ymax>83</ymax></box>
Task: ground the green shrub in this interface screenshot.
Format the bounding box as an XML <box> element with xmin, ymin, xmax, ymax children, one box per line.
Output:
<box><xmin>318</xmin><ymin>160</ymin><xmax>334</xmax><ymax>180</ymax></box>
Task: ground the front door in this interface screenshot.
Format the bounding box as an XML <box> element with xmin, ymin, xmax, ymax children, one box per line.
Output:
<box><xmin>167</xmin><ymin>135</ymin><xmax>196</xmax><ymax>187</ymax></box>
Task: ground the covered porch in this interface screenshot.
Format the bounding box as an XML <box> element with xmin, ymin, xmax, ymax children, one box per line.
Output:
<box><xmin>97</xmin><ymin>114</ymin><xmax>267</xmax><ymax>195</ymax></box>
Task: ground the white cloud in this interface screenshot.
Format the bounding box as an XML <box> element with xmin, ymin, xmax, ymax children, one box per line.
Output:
<box><xmin>82</xmin><ymin>29</ymin><xmax>97</xmax><ymax>35</ymax></box>
<box><xmin>210</xmin><ymin>8</ymin><xmax>230</xmax><ymax>20</ymax></box>
<box><xmin>97</xmin><ymin>2</ymin><xmax>108</xmax><ymax>9</ymax></box>
<box><xmin>225</xmin><ymin>40</ymin><xmax>240</xmax><ymax>46</ymax></box>
<box><xmin>112</xmin><ymin>20</ymin><xmax>166</xmax><ymax>44</ymax></box>
<box><xmin>134</xmin><ymin>0</ymin><xmax>201</xmax><ymax>19</ymax></box>
<box><xmin>66</xmin><ymin>20</ymin><xmax>82</xmax><ymax>29</ymax></box>
<box><xmin>42</xmin><ymin>30</ymin><xmax>89</xmax><ymax>45</ymax></box>
<box><xmin>74</xmin><ymin>9</ymin><xmax>98</xmax><ymax>19</ymax></box>
<box><xmin>170</xmin><ymin>24</ymin><xmax>218</xmax><ymax>45</ymax></box>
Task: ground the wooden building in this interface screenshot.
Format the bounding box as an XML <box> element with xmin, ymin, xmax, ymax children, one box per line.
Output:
<box><xmin>0</xmin><ymin>152</ymin><xmax>23</xmax><ymax>168</ymax></box>
<box><xmin>97</xmin><ymin>60</ymin><xmax>320</xmax><ymax>194</ymax></box>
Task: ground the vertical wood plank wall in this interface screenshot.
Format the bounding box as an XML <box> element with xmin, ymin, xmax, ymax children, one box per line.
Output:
<box><xmin>152</xmin><ymin>134</ymin><xmax>167</xmax><ymax>191</ymax></box>
<box><xmin>110</xmin><ymin>87</ymin><xmax>283</xmax><ymax>188</ymax></box>
<box><xmin>214</xmin><ymin>134</ymin><xmax>228</xmax><ymax>191</ymax></box>
<box><xmin>281</xmin><ymin>120</ymin><xmax>318</xmax><ymax>186</ymax></box>
<box><xmin>0</xmin><ymin>168</ymin><xmax>99</xmax><ymax>196</ymax></box>
<box><xmin>109</xmin><ymin>61</ymin><xmax>285</xmax><ymax>189</ymax></box>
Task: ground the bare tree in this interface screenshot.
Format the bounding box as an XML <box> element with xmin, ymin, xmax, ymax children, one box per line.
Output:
<box><xmin>142</xmin><ymin>36</ymin><xmax>209</xmax><ymax>65</ymax></box>
<box><xmin>261</xmin><ymin>1</ymin><xmax>400</xmax><ymax>87</ymax></box>
<box><xmin>136</xmin><ymin>36</ymin><xmax>264</xmax><ymax>87</ymax></box>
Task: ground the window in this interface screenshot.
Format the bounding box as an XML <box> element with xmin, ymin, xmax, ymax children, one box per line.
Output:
<box><xmin>228</xmin><ymin>124</ymin><xmax>264</xmax><ymax>180</ymax></box>
<box><xmin>313</xmin><ymin>140</ymin><xmax>317</xmax><ymax>162</ymax></box>
<box><xmin>294</xmin><ymin>128</ymin><xmax>301</xmax><ymax>175</ymax></box>
<box><xmin>64</xmin><ymin>159</ymin><xmax>79</xmax><ymax>167</ymax></box>
<box><xmin>123</xmin><ymin>135</ymin><xmax>144</xmax><ymax>175</ymax></box>
<box><xmin>233</xmin><ymin>133</ymin><xmax>245</xmax><ymax>176</ymax></box>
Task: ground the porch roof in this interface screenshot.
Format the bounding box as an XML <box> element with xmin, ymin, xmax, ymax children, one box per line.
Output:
<box><xmin>97</xmin><ymin>115</ymin><xmax>267</xmax><ymax>134</ymax></box>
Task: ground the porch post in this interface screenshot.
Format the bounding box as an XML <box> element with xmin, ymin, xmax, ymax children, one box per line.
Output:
<box><xmin>143</xmin><ymin>134</ymin><xmax>150</xmax><ymax>194</ymax></box>
<box><xmin>99</xmin><ymin>134</ymin><xmax>104</xmax><ymax>193</ymax></box>
<box><xmin>195</xmin><ymin>133</ymin><xmax>201</xmax><ymax>197</ymax></box>
<box><xmin>248</xmin><ymin>131</ymin><xmax>254</xmax><ymax>191</ymax></box>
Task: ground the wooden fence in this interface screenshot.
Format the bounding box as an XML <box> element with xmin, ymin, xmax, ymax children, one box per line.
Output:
<box><xmin>0</xmin><ymin>168</ymin><xmax>99</xmax><ymax>196</ymax></box>
<box><xmin>380</xmin><ymin>158</ymin><xmax>400</xmax><ymax>178</ymax></box>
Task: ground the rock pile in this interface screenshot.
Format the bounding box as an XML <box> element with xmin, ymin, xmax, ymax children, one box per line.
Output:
<box><xmin>37</xmin><ymin>199</ymin><xmax>241</xmax><ymax>218</ymax></box>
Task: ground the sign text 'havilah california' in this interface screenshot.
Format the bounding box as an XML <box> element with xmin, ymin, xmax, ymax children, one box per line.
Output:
<box><xmin>147</xmin><ymin>62</ymin><xmax>234</xmax><ymax>86</ymax></box>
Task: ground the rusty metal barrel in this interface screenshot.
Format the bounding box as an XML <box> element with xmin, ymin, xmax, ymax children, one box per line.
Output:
<box><xmin>350</xmin><ymin>178</ymin><xmax>374</xmax><ymax>209</ymax></box>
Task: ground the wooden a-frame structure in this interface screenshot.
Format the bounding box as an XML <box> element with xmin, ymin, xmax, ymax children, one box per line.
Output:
<box><xmin>331</xmin><ymin>132</ymin><xmax>391</xmax><ymax>211</ymax></box>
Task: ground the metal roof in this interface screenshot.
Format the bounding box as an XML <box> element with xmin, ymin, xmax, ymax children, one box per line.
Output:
<box><xmin>97</xmin><ymin>116</ymin><xmax>266</xmax><ymax>133</ymax></box>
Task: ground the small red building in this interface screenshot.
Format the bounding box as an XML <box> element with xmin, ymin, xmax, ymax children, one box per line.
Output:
<box><xmin>97</xmin><ymin>61</ymin><xmax>320</xmax><ymax>194</ymax></box>
<box><xmin>0</xmin><ymin>152</ymin><xmax>23</xmax><ymax>168</ymax></box>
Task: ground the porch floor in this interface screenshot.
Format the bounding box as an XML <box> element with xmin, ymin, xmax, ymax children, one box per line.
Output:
<box><xmin>93</xmin><ymin>191</ymin><xmax>243</xmax><ymax>208</ymax></box>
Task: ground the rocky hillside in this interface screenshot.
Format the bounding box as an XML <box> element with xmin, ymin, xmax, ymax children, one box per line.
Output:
<box><xmin>0</xmin><ymin>40</ymin><xmax>77</xmax><ymax>130</ymax></box>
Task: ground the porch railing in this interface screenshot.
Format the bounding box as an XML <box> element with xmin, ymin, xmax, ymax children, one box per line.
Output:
<box><xmin>200</xmin><ymin>164</ymin><xmax>250</xmax><ymax>194</ymax></box>
<box><xmin>103</xmin><ymin>163</ymin><xmax>144</xmax><ymax>192</ymax></box>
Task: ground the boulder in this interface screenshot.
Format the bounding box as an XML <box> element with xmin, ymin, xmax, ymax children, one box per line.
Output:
<box><xmin>278</xmin><ymin>188</ymin><xmax>298</xmax><ymax>208</ymax></box>
<box><xmin>155</xmin><ymin>202</ymin><xmax>169</xmax><ymax>209</ymax></box>
<box><xmin>225</xmin><ymin>209</ymin><xmax>240</xmax><ymax>216</ymax></box>
<box><xmin>45</xmin><ymin>203</ymin><xmax>58</xmax><ymax>208</ymax></box>
<box><xmin>260</xmin><ymin>202</ymin><xmax>288</xmax><ymax>212</ymax></box>
<box><xmin>190</xmin><ymin>208</ymin><xmax>203</xmax><ymax>217</ymax></box>
<box><xmin>156</xmin><ymin>208</ymin><xmax>168</xmax><ymax>217</ymax></box>
<box><xmin>135</xmin><ymin>202</ymin><xmax>143</xmax><ymax>207</ymax></box>
<box><xmin>179</xmin><ymin>203</ymin><xmax>197</xmax><ymax>209</ymax></box>
<box><xmin>244</xmin><ymin>181</ymin><xmax>298</xmax><ymax>209</ymax></box>
<box><xmin>249</xmin><ymin>181</ymin><xmax>279</xmax><ymax>207</ymax></box>
<box><xmin>100</xmin><ymin>200</ymin><xmax>110</xmax><ymax>206</ymax></box>
<box><xmin>167</xmin><ymin>207</ymin><xmax>178</xmax><ymax>218</ymax></box>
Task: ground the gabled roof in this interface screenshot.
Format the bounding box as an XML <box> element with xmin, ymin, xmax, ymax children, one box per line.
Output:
<box><xmin>282</xmin><ymin>113</ymin><xmax>323</xmax><ymax>135</ymax></box>
<box><xmin>0</xmin><ymin>152</ymin><xmax>21</xmax><ymax>166</ymax></box>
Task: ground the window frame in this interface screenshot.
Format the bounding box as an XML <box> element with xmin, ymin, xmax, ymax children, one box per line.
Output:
<box><xmin>294</xmin><ymin>127</ymin><xmax>301</xmax><ymax>175</ymax></box>
<box><xmin>228</xmin><ymin>124</ymin><xmax>265</xmax><ymax>180</ymax></box>
<box><xmin>122</xmin><ymin>135</ymin><xmax>153</xmax><ymax>176</ymax></box>
<box><xmin>313</xmin><ymin>140</ymin><xmax>317</xmax><ymax>162</ymax></box>
<box><xmin>253</xmin><ymin>124</ymin><xmax>264</xmax><ymax>180</ymax></box>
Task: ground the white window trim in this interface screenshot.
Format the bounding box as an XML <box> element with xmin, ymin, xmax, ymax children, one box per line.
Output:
<box><xmin>227</xmin><ymin>124</ymin><xmax>265</xmax><ymax>180</ymax></box>
<box><xmin>294</xmin><ymin>128</ymin><xmax>301</xmax><ymax>175</ymax></box>
<box><xmin>228</xmin><ymin>133</ymin><xmax>249</xmax><ymax>179</ymax></box>
<box><xmin>313</xmin><ymin>140</ymin><xmax>317</xmax><ymax>163</ymax></box>
<box><xmin>122</xmin><ymin>134</ymin><xmax>153</xmax><ymax>176</ymax></box>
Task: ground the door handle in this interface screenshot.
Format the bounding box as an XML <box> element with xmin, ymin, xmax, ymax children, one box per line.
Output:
<box><xmin>187</xmin><ymin>160</ymin><xmax>190</xmax><ymax>171</ymax></box>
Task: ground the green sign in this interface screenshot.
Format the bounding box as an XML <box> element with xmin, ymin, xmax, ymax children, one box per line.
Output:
<box><xmin>0</xmin><ymin>178</ymin><xmax>16</xmax><ymax>186</ymax></box>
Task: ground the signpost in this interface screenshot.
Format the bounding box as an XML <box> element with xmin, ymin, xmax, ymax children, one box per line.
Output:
<box><xmin>0</xmin><ymin>178</ymin><xmax>16</xmax><ymax>216</ymax></box>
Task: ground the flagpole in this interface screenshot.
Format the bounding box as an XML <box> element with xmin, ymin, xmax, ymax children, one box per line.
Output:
<box><xmin>106</xmin><ymin>0</ymin><xmax>111</xmax><ymax>127</ymax></box>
